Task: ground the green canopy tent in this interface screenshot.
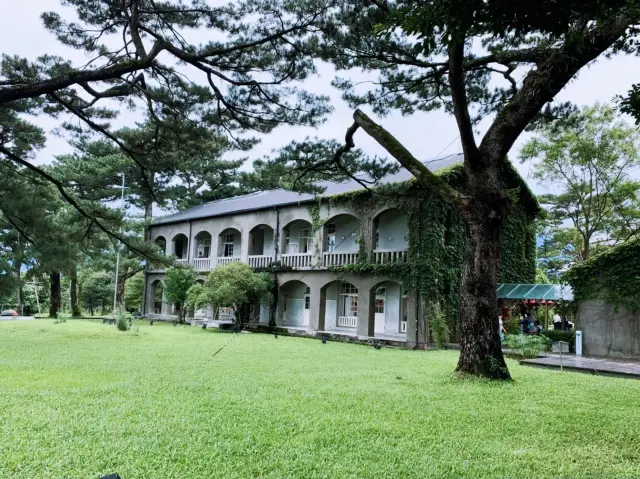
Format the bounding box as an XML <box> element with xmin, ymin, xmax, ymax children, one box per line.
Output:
<box><xmin>496</xmin><ymin>284</ymin><xmax>574</xmax><ymax>330</ymax></box>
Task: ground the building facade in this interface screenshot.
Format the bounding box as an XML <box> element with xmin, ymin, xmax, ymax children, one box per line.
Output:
<box><xmin>144</xmin><ymin>154</ymin><xmax>538</xmax><ymax>346</ymax></box>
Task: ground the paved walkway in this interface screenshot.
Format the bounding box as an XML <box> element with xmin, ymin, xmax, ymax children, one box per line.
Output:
<box><xmin>521</xmin><ymin>354</ymin><xmax>640</xmax><ymax>379</ymax></box>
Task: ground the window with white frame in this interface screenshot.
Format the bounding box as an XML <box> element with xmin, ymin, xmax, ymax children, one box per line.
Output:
<box><xmin>374</xmin><ymin>219</ymin><xmax>380</xmax><ymax>249</ymax></box>
<box><xmin>223</xmin><ymin>233</ymin><xmax>235</xmax><ymax>257</ymax></box>
<box><xmin>375</xmin><ymin>286</ymin><xmax>386</xmax><ymax>314</ymax></box>
<box><xmin>196</xmin><ymin>236</ymin><xmax>211</xmax><ymax>258</ymax></box>
<box><xmin>327</xmin><ymin>223</ymin><xmax>336</xmax><ymax>251</ymax></box>
<box><xmin>299</xmin><ymin>228</ymin><xmax>312</xmax><ymax>253</ymax></box>
<box><xmin>304</xmin><ymin>286</ymin><xmax>310</xmax><ymax>310</ymax></box>
<box><xmin>340</xmin><ymin>282</ymin><xmax>358</xmax><ymax>317</ymax></box>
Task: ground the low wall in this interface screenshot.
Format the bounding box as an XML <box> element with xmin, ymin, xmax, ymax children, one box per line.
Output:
<box><xmin>578</xmin><ymin>299</ymin><xmax>640</xmax><ymax>359</ymax></box>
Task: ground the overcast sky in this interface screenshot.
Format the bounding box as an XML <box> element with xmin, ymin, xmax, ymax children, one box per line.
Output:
<box><xmin>3</xmin><ymin>1</ymin><xmax>640</xmax><ymax>198</ymax></box>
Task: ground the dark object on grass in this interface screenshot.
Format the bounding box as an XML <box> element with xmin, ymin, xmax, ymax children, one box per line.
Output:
<box><xmin>396</xmin><ymin>376</ymin><xmax>402</xmax><ymax>380</ymax></box>
<box><xmin>321</xmin><ymin>335</ymin><xmax>327</xmax><ymax>344</ymax></box>
<box><xmin>149</xmin><ymin>320</ymin><xmax>154</xmax><ymax>326</ymax></box>
<box><xmin>373</xmin><ymin>343</ymin><xmax>382</xmax><ymax>350</ymax></box>
<box><xmin>274</xmin><ymin>333</ymin><xmax>278</xmax><ymax>339</ymax></box>
<box><xmin>202</xmin><ymin>324</ymin><xmax>207</xmax><ymax>329</ymax></box>
<box><xmin>172</xmin><ymin>321</ymin><xmax>178</xmax><ymax>327</ymax></box>
<box><xmin>100</xmin><ymin>474</ymin><xmax>121</xmax><ymax>479</ymax></box>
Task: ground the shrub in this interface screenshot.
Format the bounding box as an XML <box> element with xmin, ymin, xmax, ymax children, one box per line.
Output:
<box><xmin>503</xmin><ymin>333</ymin><xmax>551</xmax><ymax>358</ymax></box>
<box><xmin>503</xmin><ymin>318</ymin><xmax>521</xmax><ymax>335</ymax></box>
<box><xmin>116</xmin><ymin>310</ymin><xmax>129</xmax><ymax>331</ymax></box>
<box><xmin>430</xmin><ymin>302</ymin><xmax>450</xmax><ymax>349</ymax></box>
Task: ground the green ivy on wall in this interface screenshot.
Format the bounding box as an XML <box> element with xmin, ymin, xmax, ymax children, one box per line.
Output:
<box><xmin>564</xmin><ymin>238</ymin><xmax>640</xmax><ymax>311</ymax></box>
<box><xmin>318</xmin><ymin>163</ymin><xmax>539</xmax><ymax>337</ymax></box>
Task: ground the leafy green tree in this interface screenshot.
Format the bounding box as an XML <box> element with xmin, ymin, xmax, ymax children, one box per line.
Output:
<box><xmin>79</xmin><ymin>271</ymin><xmax>113</xmax><ymax>316</ymax></box>
<box><xmin>0</xmin><ymin>0</ymin><xmax>331</xmax><ymax>251</ymax></box>
<box><xmin>256</xmin><ymin>0</ymin><xmax>640</xmax><ymax>378</ymax></box>
<box><xmin>187</xmin><ymin>263</ymin><xmax>272</xmax><ymax>325</ymax></box>
<box><xmin>521</xmin><ymin>104</ymin><xmax>640</xmax><ymax>269</ymax></box>
<box><xmin>124</xmin><ymin>271</ymin><xmax>145</xmax><ymax>312</ymax></box>
<box><xmin>164</xmin><ymin>266</ymin><xmax>197</xmax><ymax>323</ymax></box>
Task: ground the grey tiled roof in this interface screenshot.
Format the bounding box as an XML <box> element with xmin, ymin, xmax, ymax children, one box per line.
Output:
<box><xmin>153</xmin><ymin>153</ymin><xmax>464</xmax><ymax>225</ymax></box>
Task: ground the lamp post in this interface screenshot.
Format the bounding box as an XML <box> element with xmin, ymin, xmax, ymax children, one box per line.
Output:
<box><xmin>113</xmin><ymin>174</ymin><xmax>125</xmax><ymax>317</ymax></box>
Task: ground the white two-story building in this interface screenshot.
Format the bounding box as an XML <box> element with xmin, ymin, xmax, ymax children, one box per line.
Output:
<box><xmin>144</xmin><ymin>153</ymin><xmax>508</xmax><ymax>347</ymax></box>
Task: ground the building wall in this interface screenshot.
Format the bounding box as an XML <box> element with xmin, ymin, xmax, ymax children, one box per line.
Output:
<box><xmin>326</xmin><ymin>214</ymin><xmax>360</xmax><ymax>252</ymax></box>
<box><xmin>377</xmin><ymin>210</ymin><xmax>409</xmax><ymax>250</ymax></box>
<box><xmin>578</xmin><ymin>299</ymin><xmax>640</xmax><ymax>359</ymax></box>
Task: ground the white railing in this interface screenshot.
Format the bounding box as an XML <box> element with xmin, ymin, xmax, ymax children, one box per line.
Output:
<box><xmin>217</xmin><ymin>257</ymin><xmax>241</xmax><ymax>266</ymax></box>
<box><xmin>323</xmin><ymin>251</ymin><xmax>359</xmax><ymax>267</ymax></box>
<box><xmin>337</xmin><ymin>315</ymin><xmax>357</xmax><ymax>328</ymax></box>
<box><xmin>373</xmin><ymin>249</ymin><xmax>408</xmax><ymax>265</ymax></box>
<box><xmin>191</xmin><ymin>258</ymin><xmax>211</xmax><ymax>272</ymax></box>
<box><xmin>148</xmin><ymin>265</ymin><xmax>164</xmax><ymax>273</ymax></box>
<box><xmin>281</xmin><ymin>253</ymin><xmax>313</xmax><ymax>269</ymax></box>
<box><xmin>400</xmin><ymin>321</ymin><xmax>407</xmax><ymax>333</ymax></box>
<box><xmin>248</xmin><ymin>255</ymin><xmax>272</xmax><ymax>268</ymax></box>
<box><xmin>175</xmin><ymin>258</ymin><xmax>189</xmax><ymax>266</ymax></box>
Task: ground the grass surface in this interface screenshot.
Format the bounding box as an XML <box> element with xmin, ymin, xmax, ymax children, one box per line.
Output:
<box><xmin>1</xmin><ymin>320</ymin><xmax>639</xmax><ymax>479</ymax></box>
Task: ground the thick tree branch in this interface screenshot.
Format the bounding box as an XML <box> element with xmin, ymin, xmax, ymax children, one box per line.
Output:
<box><xmin>0</xmin><ymin>145</ymin><xmax>158</xmax><ymax>262</ymax></box>
<box><xmin>448</xmin><ymin>41</ymin><xmax>481</xmax><ymax>165</ymax></box>
<box><xmin>480</xmin><ymin>15</ymin><xmax>632</xmax><ymax>162</ymax></box>
<box><xmin>352</xmin><ymin>109</ymin><xmax>463</xmax><ymax>207</ymax></box>
<box><xmin>0</xmin><ymin>41</ymin><xmax>167</xmax><ymax>104</ymax></box>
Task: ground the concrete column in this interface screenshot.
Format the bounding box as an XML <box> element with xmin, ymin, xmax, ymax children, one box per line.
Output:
<box><xmin>161</xmin><ymin>291</ymin><xmax>169</xmax><ymax>316</ymax></box>
<box><xmin>356</xmin><ymin>287</ymin><xmax>375</xmax><ymax>337</ymax></box>
<box><xmin>309</xmin><ymin>285</ymin><xmax>326</xmax><ymax>332</ymax></box>
<box><xmin>405</xmin><ymin>290</ymin><xmax>418</xmax><ymax>348</ymax></box>
<box><xmin>240</xmin><ymin>230</ymin><xmax>249</xmax><ymax>263</ymax></box>
<box><xmin>276</xmin><ymin>288</ymin><xmax>286</xmax><ymax>326</ymax></box>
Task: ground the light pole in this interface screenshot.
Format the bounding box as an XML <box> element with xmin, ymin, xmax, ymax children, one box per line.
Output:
<box><xmin>113</xmin><ymin>174</ymin><xmax>126</xmax><ymax>317</ymax></box>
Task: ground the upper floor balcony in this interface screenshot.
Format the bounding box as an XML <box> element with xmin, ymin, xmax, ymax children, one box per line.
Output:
<box><xmin>147</xmin><ymin>208</ymin><xmax>409</xmax><ymax>274</ymax></box>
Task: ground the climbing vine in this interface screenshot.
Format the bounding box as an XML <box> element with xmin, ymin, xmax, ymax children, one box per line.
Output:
<box><xmin>320</xmin><ymin>163</ymin><xmax>538</xmax><ymax>338</ymax></box>
<box><xmin>564</xmin><ymin>238</ymin><xmax>640</xmax><ymax>311</ymax></box>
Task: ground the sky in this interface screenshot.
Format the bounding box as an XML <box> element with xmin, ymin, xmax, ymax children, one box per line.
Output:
<box><xmin>2</xmin><ymin>1</ymin><xmax>640</xmax><ymax>199</ymax></box>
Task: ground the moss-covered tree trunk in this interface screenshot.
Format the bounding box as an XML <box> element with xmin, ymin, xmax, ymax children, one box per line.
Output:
<box><xmin>456</xmin><ymin>195</ymin><xmax>510</xmax><ymax>379</ymax></box>
<box><xmin>49</xmin><ymin>271</ymin><xmax>61</xmax><ymax>318</ymax></box>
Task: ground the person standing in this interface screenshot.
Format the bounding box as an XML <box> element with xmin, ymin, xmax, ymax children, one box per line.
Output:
<box><xmin>499</xmin><ymin>316</ymin><xmax>506</xmax><ymax>343</ymax></box>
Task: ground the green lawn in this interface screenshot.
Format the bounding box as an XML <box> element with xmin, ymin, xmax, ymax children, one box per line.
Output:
<box><xmin>1</xmin><ymin>320</ymin><xmax>639</xmax><ymax>479</ymax></box>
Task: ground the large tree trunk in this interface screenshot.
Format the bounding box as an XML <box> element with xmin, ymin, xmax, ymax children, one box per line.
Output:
<box><xmin>456</xmin><ymin>196</ymin><xmax>511</xmax><ymax>380</ymax></box>
<box><xmin>70</xmin><ymin>266</ymin><xmax>82</xmax><ymax>317</ymax></box>
<box><xmin>116</xmin><ymin>278</ymin><xmax>126</xmax><ymax>308</ymax></box>
<box><xmin>49</xmin><ymin>271</ymin><xmax>61</xmax><ymax>318</ymax></box>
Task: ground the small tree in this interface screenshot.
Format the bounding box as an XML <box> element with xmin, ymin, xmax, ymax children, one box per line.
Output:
<box><xmin>188</xmin><ymin>263</ymin><xmax>272</xmax><ymax>325</ymax></box>
<box><xmin>79</xmin><ymin>271</ymin><xmax>113</xmax><ymax>316</ymax></box>
<box><xmin>164</xmin><ymin>266</ymin><xmax>197</xmax><ymax>323</ymax></box>
<box><xmin>124</xmin><ymin>271</ymin><xmax>145</xmax><ymax>312</ymax></box>
<box><xmin>521</xmin><ymin>104</ymin><xmax>640</xmax><ymax>265</ymax></box>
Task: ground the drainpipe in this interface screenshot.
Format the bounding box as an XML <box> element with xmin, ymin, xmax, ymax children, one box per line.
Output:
<box><xmin>274</xmin><ymin>207</ymin><xmax>280</xmax><ymax>262</ymax></box>
<box><xmin>187</xmin><ymin>220</ymin><xmax>193</xmax><ymax>264</ymax></box>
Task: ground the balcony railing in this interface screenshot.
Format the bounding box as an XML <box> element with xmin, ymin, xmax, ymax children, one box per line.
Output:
<box><xmin>337</xmin><ymin>315</ymin><xmax>357</xmax><ymax>328</ymax></box>
<box><xmin>217</xmin><ymin>257</ymin><xmax>241</xmax><ymax>266</ymax></box>
<box><xmin>373</xmin><ymin>249</ymin><xmax>408</xmax><ymax>264</ymax></box>
<box><xmin>175</xmin><ymin>258</ymin><xmax>189</xmax><ymax>266</ymax></box>
<box><xmin>322</xmin><ymin>251</ymin><xmax>359</xmax><ymax>267</ymax></box>
<box><xmin>281</xmin><ymin>253</ymin><xmax>313</xmax><ymax>269</ymax></box>
<box><xmin>191</xmin><ymin>258</ymin><xmax>211</xmax><ymax>272</ymax></box>
<box><xmin>248</xmin><ymin>255</ymin><xmax>273</xmax><ymax>268</ymax></box>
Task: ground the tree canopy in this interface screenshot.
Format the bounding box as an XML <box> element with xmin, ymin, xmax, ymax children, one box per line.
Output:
<box><xmin>164</xmin><ymin>266</ymin><xmax>197</xmax><ymax>323</ymax></box>
<box><xmin>187</xmin><ymin>262</ymin><xmax>272</xmax><ymax>324</ymax></box>
<box><xmin>521</xmin><ymin>104</ymin><xmax>640</xmax><ymax>275</ymax></box>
